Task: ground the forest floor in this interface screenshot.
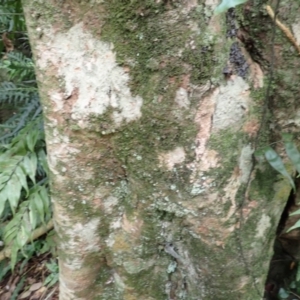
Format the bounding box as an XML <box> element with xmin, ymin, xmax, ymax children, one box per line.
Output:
<box><xmin>0</xmin><ymin>252</ymin><xmax>58</xmax><ymax>300</ymax></box>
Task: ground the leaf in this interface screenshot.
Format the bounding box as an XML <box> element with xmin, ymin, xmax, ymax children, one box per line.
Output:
<box><xmin>290</xmin><ymin>209</ymin><xmax>300</xmax><ymax>216</ymax></box>
<box><xmin>0</xmin><ymin>186</ymin><xmax>8</xmax><ymax>217</ymax></box>
<box><xmin>0</xmin><ymin>260</ymin><xmax>11</xmax><ymax>282</ymax></box>
<box><xmin>10</xmin><ymin>244</ymin><xmax>18</xmax><ymax>270</ymax></box>
<box><xmin>22</xmin><ymin>153</ymin><xmax>37</xmax><ymax>183</ymax></box>
<box><xmin>38</xmin><ymin>149</ymin><xmax>49</xmax><ymax>176</ymax></box>
<box><xmin>282</xmin><ymin>133</ymin><xmax>300</xmax><ymax>174</ymax></box>
<box><xmin>278</xmin><ymin>288</ymin><xmax>289</xmax><ymax>299</ymax></box>
<box><xmin>286</xmin><ymin>219</ymin><xmax>300</xmax><ymax>233</ymax></box>
<box><xmin>264</xmin><ymin>147</ymin><xmax>295</xmax><ymax>191</ymax></box>
<box><xmin>214</xmin><ymin>0</ymin><xmax>248</xmax><ymax>14</ymax></box>
<box><xmin>29</xmin><ymin>204</ymin><xmax>37</xmax><ymax>229</ymax></box>
<box><xmin>4</xmin><ymin>225</ymin><xmax>18</xmax><ymax>245</ymax></box>
<box><xmin>26</xmin><ymin>128</ymin><xmax>39</xmax><ymax>152</ymax></box>
<box><xmin>6</xmin><ymin>174</ymin><xmax>21</xmax><ymax>212</ymax></box>
<box><xmin>15</xmin><ymin>165</ymin><xmax>29</xmax><ymax>196</ymax></box>
<box><xmin>33</xmin><ymin>189</ymin><xmax>45</xmax><ymax>224</ymax></box>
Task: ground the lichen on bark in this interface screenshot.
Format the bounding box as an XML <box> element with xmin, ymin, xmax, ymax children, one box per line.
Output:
<box><xmin>21</xmin><ymin>0</ymin><xmax>300</xmax><ymax>299</ymax></box>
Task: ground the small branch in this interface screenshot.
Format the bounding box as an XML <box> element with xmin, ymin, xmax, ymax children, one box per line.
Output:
<box><xmin>0</xmin><ymin>219</ymin><xmax>54</xmax><ymax>261</ymax></box>
<box><xmin>265</xmin><ymin>5</ymin><xmax>300</xmax><ymax>55</ymax></box>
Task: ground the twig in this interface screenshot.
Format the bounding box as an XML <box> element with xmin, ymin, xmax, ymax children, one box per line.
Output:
<box><xmin>265</xmin><ymin>5</ymin><xmax>300</xmax><ymax>55</ymax></box>
<box><xmin>43</xmin><ymin>286</ymin><xmax>58</xmax><ymax>300</ymax></box>
<box><xmin>0</xmin><ymin>220</ymin><xmax>54</xmax><ymax>261</ymax></box>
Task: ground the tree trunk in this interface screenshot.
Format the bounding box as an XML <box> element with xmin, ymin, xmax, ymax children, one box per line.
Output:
<box><xmin>22</xmin><ymin>0</ymin><xmax>299</xmax><ymax>299</ymax></box>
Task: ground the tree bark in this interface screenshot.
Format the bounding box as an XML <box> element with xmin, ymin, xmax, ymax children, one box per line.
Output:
<box><xmin>21</xmin><ymin>0</ymin><xmax>299</xmax><ymax>299</ymax></box>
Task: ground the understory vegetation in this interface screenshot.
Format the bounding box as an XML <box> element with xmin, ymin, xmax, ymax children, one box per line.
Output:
<box><xmin>0</xmin><ymin>1</ymin><xmax>57</xmax><ymax>298</ymax></box>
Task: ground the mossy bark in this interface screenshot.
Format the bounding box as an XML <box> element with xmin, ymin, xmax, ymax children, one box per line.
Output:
<box><xmin>21</xmin><ymin>0</ymin><xmax>300</xmax><ymax>299</ymax></box>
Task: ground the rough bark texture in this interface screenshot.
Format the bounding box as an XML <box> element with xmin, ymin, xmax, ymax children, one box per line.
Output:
<box><xmin>21</xmin><ymin>0</ymin><xmax>300</xmax><ymax>299</ymax></box>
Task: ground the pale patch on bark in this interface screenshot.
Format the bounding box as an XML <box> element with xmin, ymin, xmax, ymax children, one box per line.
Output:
<box><xmin>222</xmin><ymin>146</ymin><xmax>253</xmax><ymax>221</ymax></box>
<box><xmin>103</xmin><ymin>196</ymin><xmax>119</xmax><ymax>214</ymax></box>
<box><xmin>174</xmin><ymin>87</ymin><xmax>190</xmax><ymax>109</ymax></box>
<box><xmin>59</xmin><ymin>218</ymin><xmax>101</xmax><ymax>264</ymax></box>
<box><xmin>194</xmin><ymin>87</ymin><xmax>217</xmax><ymax>161</ymax></box>
<box><xmin>239</xmin><ymin>145</ymin><xmax>254</xmax><ymax>184</ymax></box>
<box><xmin>222</xmin><ymin>175</ymin><xmax>240</xmax><ymax>221</ymax></box>
<box><xmin>158</xmin><ymin>147</ymin><xmax>186</xmax><ymax>170</ymax></box>
<box><xmin>45</xmin><ymin>127</ymin><xmax>80</xmax><ymax>176</ymax></box>
<box><xmin>113</xmin><ymin>272</ymin><xmax>126</xmax><ymax>292</ymax></box>
<box><xmin>255</xmin><ymin>214</ymin><xmax>271</xmax><ymax>238</ymax></box>
<box><xmin>36</xmin><ymin>23</ymin><xmax>143</xmax><ymax>129</ymax></box>
<box><xmin>106</xmin><ymin>214</ymin><xmax>144</xmax><ymax>257</ymax></box>
<box><xmin>213</xmin><ymin>76</ymin><xmax>250</xmax><ymax>130</ymax></box>
<box><xmin>122</xmin><ymin>214</ymin><xmax>143</xmax><ymax>237</ymax></box>
<box><xmin>123</xmin><ymin>258</ymin><xmax>155</xmax><ymax>274</ymax></box>
<box><xmin>188</xmin><ymin>86</ymin><xmax>218</xmax><ymax>194</ymax></box>
<box><xmin>236</xmin><ymin>276</ymin><xmax>251</xmax><ymax>290</ymax></box>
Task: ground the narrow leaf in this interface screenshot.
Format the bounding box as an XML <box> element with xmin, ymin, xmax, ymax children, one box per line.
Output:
<box><xmin>0</xmin><ymin>186</ymin><xmax>8</xmax><ymax>217</ymax></box>
<box><xmin>26</xmin><ymin>129</ymin><xmax>39</xmax><ymax>152</ymax></box>
<box><xmin>264</xmin><ymin>147</ymin><xmax>295</xmax><ymax>191</ymax></box>
<box><xmin>29</xmin><ymin>200</ymin><xmax>37</xmax><ymax>229</ymax></box>
<box><xmin>282</xmin><ymin>133</ymin><xmax>300</xmax><ymax>174</ymax></box>
<box><xmin>6</xmin><ymin>174</ymin><xmax>21</xmax><ymax>212</ymax></box>
<box><xmin>22</xmin><ymin>153</ymin><xmax>37</xmax><ymax>183</ymax></box>
<box><xmin>33</xmin><ymin>191</ymin><xmax>45</xmax><ymax>225</ymax></box>
<box><xmin>15</xmin><ymin>165</ymin><xmax>29</xmax><ymax>195</ymax></box>
<box><xmin>10</xmin><ymin>245</ymin><xmax>18</xmax><ymax>270</ymax></box>
<box><xmin>17</xmin><ymin>231</ymin><xmax>28</xmax><ymax>249</ymax></box>
<box><xmin>286</xmin><ymin>219</ymin><xmax>300</xmax><ymax>233</ymax></box>
<box><xmin>38</xmin><ymin>150</ymin><xmax>49</xmax><ymax>175</ymax></box>
<box><xmin>290</xmin><ymin>208</ymin><xmax>300</xmax><ymax>216</ymax></box>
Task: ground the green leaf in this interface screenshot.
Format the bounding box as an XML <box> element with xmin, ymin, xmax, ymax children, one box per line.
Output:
<box><xmin>278</xmin><ymin>288</ymin><xmax>289</xmax><ymax>299</ymax></box>
<box><xmin>4</xmin><ymin>224</ymin><xmax>18</xmax><ymax>244</ymax></box>
<box><xmin>214</xmin><ymin>0</ymin><xmax>248</xmax><ymax>14</ymax></box>
<box><xmin>10</xmin><ymin>245</ymin><xmax>18</xmax><ymax>270</ymax></box>
<box><xmin>26</xmin><ymin>129</ymin><xmax>39</xmax><ymax>152</ymax></box>
<box><xmin>29</xmin><ymin>204</ymin><xmax>37</xmax><ymax>229</ymax></box>
<box><xmin>282</xmin><ymin>133</ymin><xmax>300</xmax><ymax>174</ymax></box>
<box><xmin>15</xmin><ymin>165</ymin><xmax>29</xmax><ymax>196</ymax></box>
<box><xmin>264</xmin><ymin>147</ymin><xmax>295</xmax><ymax>191</ymax></box>
<box><xmin>6</xmin><ymin>174</ymin><xmax>21</xmax><ymax>212</ymax></box>
<box><xmin>22</xmin><ymin>153</ymin><xmax>37</xmax><ymax>183</ymax></box>
<box><xmin>286</xmin><ymin>219</ymin><xmax>300</xmax><ymax>233</ymax></box>
<box><xmin>290</xmin><ymin>208</ymin><xmax>300</xmax><ymax>216</ymax></box>
<box><xmin>0</xmin><ymin>186</ymin><xmax>8</xmax><ymax>217</ymax></box>
<box><xmin>0</xmin><ymin>260</ymin><xmax>11</xmax><ymax>282</ymax></box>
<box><xmin>17</xmin><ymin>225</ymin><xmax>29</xmax><ymax>250</ymax></box>
<box><xmin>38</xmin><ymin>150</ymin><xmax>49</xmax><ymax>175</ymax></box>
<box><xmin>33</xmin><ymin>189</ymin><xmax>45</xmax><ymax>224</ymax></box>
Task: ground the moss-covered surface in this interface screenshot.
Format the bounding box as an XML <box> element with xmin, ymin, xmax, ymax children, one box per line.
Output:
<box><xmin>22</xmin><ymin>0</ymin><xmax>300</xmax><ymax>299</ymax></box>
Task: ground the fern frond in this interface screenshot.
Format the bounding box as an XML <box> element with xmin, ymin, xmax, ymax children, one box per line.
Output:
<box><xmin>0</xmin><ymin>96</ymin><xmax>41</xmax><ymax>143</ymax></box>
